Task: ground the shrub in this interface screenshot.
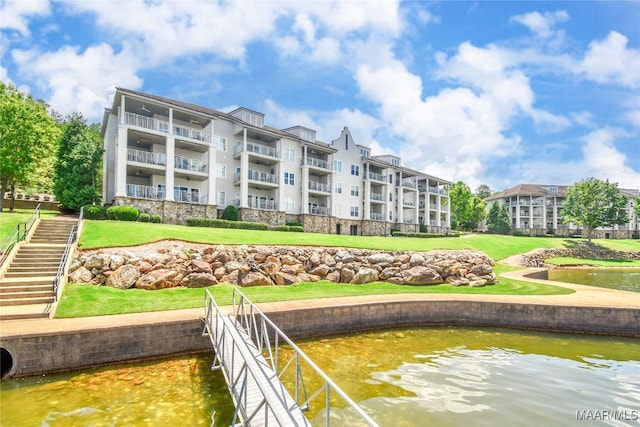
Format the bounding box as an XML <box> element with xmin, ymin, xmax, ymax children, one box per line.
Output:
<box><xmin>138</xmin><ymin>213</ymin><xmax>151</xmax><ymax>222</ymax></box>
<box><xmin>16</xmin><ymin>193</ymin><xmax>23</xmax><ymax>199</ymax></box>
<box><xmin>150</xmin><ymin>214</ymin><xmax>162</xmax><ymax>223</ymax></box>
<box><xmin>512</xmin><ymin>230</ymin><xmax>529</xmax><ymax>237</ymax></box>
<box><xmin>186</xmin><ymin>217</ymin><xmax>267</xmax><ymax>230</ymax></box>
<box><xmin>83</xmin><ymin>204</ymin><xmax>107</xmax><ymax>220</ymax></box>
<box><xmin>419</xmin><ymin>223</ymin><xmax>427</xmax><ymax>233</ymax></box>
<box><xmin>391</xmin><ymin>231</ymin><xmax>453</xmax><ymax>238</ymax></box>
<box><xmin>285</xmin><ymin>222</ymin><xmax>303</xmax><ymax>227</ymax></box>
<box><xmin>275</xmin><ymin>225</ymin><xmax>304</xmax><ymax>232</ymax></box>
<box><xmin>44</xmin><ymin>195</ymin><xmax>51</xmax><ymax>201</ymax></box>
<box><xmin>221</xmin><ymin>205</ymin><xmax>239</xmax><ymax>221</ymax></box>
<box><xmin>33</xmin><ymin>194</ymin><xmax>40</xmax><ymax>200</ymax></box>
<box><xmin>106</xmin><ymin>205</ymin><xmax>140</xmax><ymax>221</ymax></box>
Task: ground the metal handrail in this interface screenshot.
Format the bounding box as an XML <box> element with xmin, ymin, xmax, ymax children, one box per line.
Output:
<box><xmin>204</xmin><ymin>288</ymin><xmax>379</xmax><ymax>426</ymax></box>
<box><xmin>0</xmin><ymin>203</ymin><xmax>41</xmax><ymax>267</ymax></box>
<box><xmin>52</xmin><ymin>207</ymin><xmax>83</xmax><ymax>300</ymax></box>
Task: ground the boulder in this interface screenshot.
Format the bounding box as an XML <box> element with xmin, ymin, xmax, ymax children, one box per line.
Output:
<box><xmin>445</xmin><ymin>276</ymin><xmax>470</xmax><ymax>287</ymax></box>
<box><xmin>309</xmin><ymin>264</ymin><xmax>330</xmax><ymax>278</ymax></box>
<box><xmin>367</xmin><ymin>253</ymin><xmax>395</xmax><ymax>264</ymax></box>
<box><xmin>350</xmin><ymin>267</ymin><xmax>379</xmax><ymax>284</ymax></box>
<box><xmin>84</xmin><ymin>255</ymin><xmax>108</xmax><ymax>269</ymax></box>
<box><xmin>135</xmin><ymin>269</ymin><xmax>179</xmax><ymax>290</ymax></box>
<box><xmin>326</xmin><ymin>270</ymin><xmax>341</xmax><ymax>283</ymax></box>
<box><xmin>409</xmin><ymin>253</ymin><xmax>425</xmax><ymax>266</ymax></box>
<box><xmin>69</xmin><ymin>266</ymin><xmax>93</xmax><ymax>284</ymax></box>
<box><xmin>109</xmin><ymin>255</ymin><xmax>125</xmax><ymax>270</ymax></box>
<box><xmin>191</xmin><ymin>259</ymin><xmax>212</xmax><ymax>274</ymax></box>
<box><xmin>182</xmin><ymin>273</ymin><xmax>218</xmax><ymax>288</ymax></box>
<box><xmin>340</xmin><ymin>267</ymin><xmax>355</xmax><ymax>283</ymax></box>
<box><xmin>401</xmin><ymin>266</ymin><xmax>443</xmax><ymax>285</ymax></box>
<box><xmin>238</xmin><ymin>271</ymin><xmax>272</xmax><ymax>287</ymax></box>
<box><xmin>282</xmin><ymin>263</ymin><xmax>305</xmax><ymax>275</ymax></box>
<box><xmin>273</xmin><ymin>272</ymin><xmax>298</xmax><ymax>286</ymax></box>
<box><xmin>297</xmin><ymin>272</ymin><xmax>321</xmax><ymax>282</ymax></box>
<box><xmin>221</xmin><ymin>270</ymin><xmax>240</xmax><ymax>285</ymax></box>
<box><xmin>105</xmin><ymin>264</ymin><xmax>140</xmax><ymax>289</ymax></box>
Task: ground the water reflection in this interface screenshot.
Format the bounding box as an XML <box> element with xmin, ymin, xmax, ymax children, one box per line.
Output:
<box><xmin>548</xmin><ymin>267</ymin><xmax>640</xmax><ymax>292</ymax></box>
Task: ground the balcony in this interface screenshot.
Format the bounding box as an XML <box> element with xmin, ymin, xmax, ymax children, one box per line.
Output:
<box><xmin>174</xmin><ymin>156</ymin><xmax>208</xmax><ymax>174</ymax></box>
<box><xmin>401</xmin><ymin>178</ymin><xmax>417</xmax><ymax>189</ymax></box>
<box><xmin>309</xmin><ymin>205</ymin><xmax>330</xmax><ymax>216</ymax></box>
<box><xmin>174</xmin><ymin>189</ymin><xmax>205</xmax><ymax>204</ymax></box>
<box><xmin>126</xmin><ymin>184</ymin><xmax>164</xmax><ymax>200</ymax></box>
<box><xmin>127</xmin><ymin>148</ymin><xmax>166</xmax><ymax>166</ymax></box>
<box><xmin>369</xmin><ymin>212</ymin><xmax>384</xmax><ymax>221</ymax></box>
<box><xmin>368</xmin><ymin>172</ymin><xmax>386</xmax><ymax>182</ymax></box>
<box><xmin>403</xmin><ymin>218</ymin><xmax>414</xmax><ymax>224</ymax></box>
<box><xmin>234</xmin><ymin>142</ymin><xmax>279</xmax><ymax>159</ymax></box>
<box><xmin>124</xmin><ymin>112</ymin><xmax>208</xmax><ymax>143</ymax></box>
<box><xmin>402</xmin><ymin>199</ymin><xmax>415</xmax><ymax>207</ymax></box>
<box><xmin>306</xmin><ymin>157</ymin><xmax>331</xmax><ymax>171</ymax></box>
<box><xmin>308</xmin><ymin>181</ymin><xmax>330</xmax><ymax>193</ymax></box>
<box><xmin>370</xmin><ymin>192</ymin><xmax>384</xmax><ymax>201</ymax></box>
<box><xmin>173</xmin><ymin>125</ymin><xmax>206</xmax><ymax>142</ymax></box>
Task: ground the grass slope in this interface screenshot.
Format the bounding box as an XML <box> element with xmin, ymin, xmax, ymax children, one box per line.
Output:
<box><xmin>0</xmin><ymin>209</ymin><xmax>60</xmax><ymax>238</ymax></box>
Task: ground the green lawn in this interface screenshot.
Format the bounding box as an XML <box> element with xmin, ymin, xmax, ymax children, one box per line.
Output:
<box><xmin>0</xmin><ymin>209</ymin><xmax>60</xmax><ymax>239</ymax></box>
<box><xmin>79</xmin><ymin>220</ymin><xmax>638</xmax><ymax>260</ymax></box>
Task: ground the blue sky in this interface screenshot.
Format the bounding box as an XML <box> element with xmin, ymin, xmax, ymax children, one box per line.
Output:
<box><xmin>2</xmin><ymin>1</ymin><xmax>639</xmax><ymax>192</ymax></box>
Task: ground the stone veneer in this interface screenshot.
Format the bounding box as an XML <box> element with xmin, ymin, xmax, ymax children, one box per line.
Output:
<box><xmin>113</xmin><ymin>197</ymin><xmax>218</xmax><ymax>225</ymax></box>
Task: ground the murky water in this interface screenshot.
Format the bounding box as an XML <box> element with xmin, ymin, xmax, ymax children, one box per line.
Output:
<box><xmin>548</xmin><ymin>267</ymin><xmax>640</xmax><ymax>292</ymax></box>
<box><xmin>1</xmin><ymin>327</ymin><xmax>639</xmax><ymax>426</ymax></box>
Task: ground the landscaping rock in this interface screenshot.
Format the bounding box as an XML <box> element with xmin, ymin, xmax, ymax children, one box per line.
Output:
<box><xmin>105</xmin><ymin>264</ymin><xmax>140</xmax><ymax>289</ymax></box>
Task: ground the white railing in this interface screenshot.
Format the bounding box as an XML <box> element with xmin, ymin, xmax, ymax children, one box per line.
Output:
<box><xmin>309</xmin><ymin>205</ymin><xmax>330</xmax><ymax>215</ymax></box>
<box><xmin>370</xmin><ymin>212</ymin><xmax>384</xmax><ymax>220</ymax></box>
<box><xmin>127</xmin><ymin>148</ymin><xmax>167</xmax><ymax>166</ymax></box>
<box><xmin>174</xmin><ymin>190</ymin><xmax>206</xmax><ymax>204</ymax></box>
<box><xmin>173</xmin><ymin>125</ymin><xmax>207</xmax><ymax>142</ymax></box>
<box><xmin>238</xmin><ymin>197</ymin><xmax>277</xmax><ymax>210</ymax></box>
<box><xmin>126</xmin><ymin>184</ymin><xmax>164</xmax><ymax>200</ymax></box>
<box><xmin>248</xmin><ymin>170</ymin><xmax>278</xmax><ymax>185</ymax></box>
<box><xmin>307</xmin><ymin>157</ymin><xmax>330</xmax><ymax>170</ymax></box>
<box><xmin>370</xmin><ymin>192</ymin><xmax>383</xmax><ymax>201</ymax></box>
<box><xmin>235</xmin><ymin>142</ymin><xmax>279</xmax><ymax>158</ymax></box>
<box><xmin>0</xmin><ymin>204</ymin><xmax>40</xmax><ymax>267</ymax></box>
<box><xmin>174</xmin><ymin>156</ymin><xmax>207</xmax><ymax>173</ymax></box>
<box><xmin>124</xmin><ymin>112</ymin><xmax>169</xmax><ymax>133</ymax></box>
<box><xmin>368</xmin><ymin>172</ymin><xmax>386</xmax><ymax>182</ymax></box>
<box><xmin>402</xmin><ymin>199</ymin><xmax>415</xmax><ymax>207</ymax></box>
<box><xmin>402</xmin><ymin>178</ymin><xmax>416</xmax><ymax>189</ymax></box>
<box><xmin>203</xmin><ymin>289</ymin><xmax>380</xmax><ymax>427</ymax></box>
<box><xmin>403</xmin><ymin>218</ymin><xmax>414</xmax><ymax>224</ymax></box>
<box><xmin>308</xmin><ymin>181</ymin><xmax>330</xmax><ymax>193</ymax></box>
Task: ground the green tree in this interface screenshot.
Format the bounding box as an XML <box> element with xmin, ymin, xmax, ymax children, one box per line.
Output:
<box><xmin>0</xmin><ymin>82</ymin><xmax>60</xmax><ymax>211</ymax></box>
<box><xmin>221</xmin><ymin>204</ymin><xmax>239</xmax><ymax>221</ymax></box>
<box><xmin>562</xmin><ymin>178</ymin><xmax>629</xmax><ymax>242</ymax></box>
<box><xmin>486</xmin><ymin>202</ymin><xmax>511</xmax><ymax>234</ymax></box>
<box><xmin>53</xmin><ymin>114</ymin><xmax>103</xmax><ymax>212</ymax></box>
<box><xmin>450</xmin><ymin>181</ymin><xmax>486</xmax><ymax>230</ymax></box>
<box><xmin>475</xmin><ymin>184</ymin><xmax>492</xmax><ymax>199</ymax></box>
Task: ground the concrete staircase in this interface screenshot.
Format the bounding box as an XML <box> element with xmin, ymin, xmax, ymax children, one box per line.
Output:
<box><xmin>0</xmin><ymin>218</ymin><xmax>76</xmax><ymax>321</ymax></box>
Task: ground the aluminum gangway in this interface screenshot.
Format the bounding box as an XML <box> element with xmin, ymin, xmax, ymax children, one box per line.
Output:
<box><xmin>203</xmin><ymin>289</ymin><xmax>379</xmax><ymax>427</ymax></box>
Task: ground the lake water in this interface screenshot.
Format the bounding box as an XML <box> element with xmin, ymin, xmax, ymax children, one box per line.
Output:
<box><xmin>1</xmin><ymin>327</ymin><xmax>639</xmax><ymax>426</ymax></box>
<box><xmin>548</xmin><ymin>267</ymin><xmax>640</xmax><ymax>292</ymax></box>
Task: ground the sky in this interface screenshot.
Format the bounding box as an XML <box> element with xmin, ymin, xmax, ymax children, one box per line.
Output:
<box><xmin>1</xmin><ymin>0</ymin><xmax>639</xmax><ymax>192</ymax></box>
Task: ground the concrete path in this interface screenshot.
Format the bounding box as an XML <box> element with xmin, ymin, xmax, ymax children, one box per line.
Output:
<box><xmin>1</xmin><ymin>268</ymin><xmax>638</xmax><ymax>338</ymax></box>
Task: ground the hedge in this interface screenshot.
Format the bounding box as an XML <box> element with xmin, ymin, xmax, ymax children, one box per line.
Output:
<box><xmin>150</xmin><ymin>214</ymin><xmax>162</xmax><ymax>223</ymax></box>
<box><xmin>391</xmin><ymin>231</ymin><xmax>457</xmax><ymax>238</ymax></box>
<box><xmin>186</xmin><ymin>217</ymin><xmax>268</xmax><ymax>230</ymax></box>
<box><xmin>83</xmin><ymin>205</ymin><xmax>107</xmax><ymax>220</ymax></box>
<box><xmin>275</xmin><ymin>225</ymin><xmax>304</xmax><ymax>232</ymax></box>
<box><xmin>285</xmin><ymin>222</ymin><xmax>303</xmax><ymax>227</ymax></box>
<box><xmin>106</xmin><ymin>205</ymin><xmax>140</xmax><ymax>221</ymax></box>
<box><xmin>138</xmin><ymin>213</ymin><xmax>151</xmax><ymax>222</ymax></box>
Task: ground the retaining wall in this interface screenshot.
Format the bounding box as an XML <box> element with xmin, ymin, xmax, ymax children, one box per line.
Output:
<box><xmin>1</xmin><ymin>300</ymin><xmax>638</xmax><ymax>379</ymax></box>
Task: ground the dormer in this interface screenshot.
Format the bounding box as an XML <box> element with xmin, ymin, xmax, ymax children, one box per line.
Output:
<box><xmin>229</xmin><ymin>107</ymin><xmax>264</xmax><ymax>128</ymax></box>
<box><xmin>358</xmin><ymin>146</ymin><xmax>370</xmax><ymax>158</ymax></box>
<box><xmin>374</xmin><ymin>154</ymin><xmax>401</xmax><ymax>167</ymax></box>
<box><xmin>282</xmin><ymin>126</ymin><xmax>316</xmax><ymax>143</ymax></box>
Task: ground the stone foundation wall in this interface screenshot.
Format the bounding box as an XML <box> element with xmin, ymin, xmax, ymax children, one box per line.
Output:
<box><xmin>300</xmin><ymin>214</ymin><xmax>333</xmax><ymax>234</ymax></box>
<box><xmin>113</xmin><ymin>197</ymin><xmax>218</xmax><ymax>225</ymax></box>
<box><xmin>361</xmin><ymin>220</ymin><xmax>392</xmax><ymax>236</ymax></box>
<box><xmin>238</xmin><ymin>208</ymin><xmax>286</xmax><ymax>228</ymax></box>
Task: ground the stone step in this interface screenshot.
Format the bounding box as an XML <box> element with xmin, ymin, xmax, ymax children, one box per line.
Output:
<box><xmin>4</xmin><ymin>270</ymin><xmax>58</xmax><ymax>278</ymax></box>
<box><xmin>0</xmin><ymin>283</ymin><xmax>52</xmax><ymax>293</ymax></box>
<box><xmin>0</xmin><ymin>278</ymin><xmax>51</xmax><ymax>287</ymax></box>
<box><xmin>0</xmin><ymin>289</ymin><xmax>54</xmax><ymax>299</ymax></box>
<box><xmin>0</xmin><ymin>308</ymin><xmax>50</xmax><ymax>321</ymax></box>
<box><xmin>0</xmin><ymin>295</ymin><xmax>55</xmax><ymax>306</ymax></box>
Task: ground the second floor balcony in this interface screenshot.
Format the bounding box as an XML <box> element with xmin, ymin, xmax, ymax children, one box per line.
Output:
<box><xmin>127</xmin><ymin>148</ymin><xmax>166</xmax><ymax>166</ymax></box>
<box><xmin>174</xmin><ymin>156</ymin><xmax>208</xmax><ymax>174</ymax></box>
<box><xmin>309</xmin><ymin>205</ymin><xmax>330</xmax><ymax>216</ymax></box>
<box><xmin>368</xmin><ymin>172</ymin><xmax>386</xmax><ymax>182</ymax></box>
<box><xmin>369</xmin><ymin>212</ymin><xmax>384</xmax><ymax>221</ymax></box>
<box><xmin>370</xmin><ymin>192</ymin><xmax>384</xmax><ymax>201</ymax></box>
<box><xmin>126</xmin><ymin>184</ymin><xmax>164</xmax><ymax>200</ymax></box>
<box><xmin>308</xmin><ymin>181</ymin><xmax>330</xmax><ymax>193</ymax></box>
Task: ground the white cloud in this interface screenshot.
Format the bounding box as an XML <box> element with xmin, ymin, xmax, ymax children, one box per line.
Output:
<box><xmin>581</xmin><ymin>128</ymin><xmax>640</xmax><ymax>188</ymax></box>
<box><xmin>510</xmin><ymin>10</ymin><xmax>569</xmax><ymax>39</ymax></box>
<box><xmin>0</xmin><ymin>0</ymin><xmax>50</xmax><ymax>36</ymax></box>
<box><xmin>579</xmin><ymin>31</ymin><xmax>640</xmax><ymax>88</ymax></box>
<box><xmin>12</xmin><ymin>43</ymin><xmax>142</xmax><ymax>118</ymax></box>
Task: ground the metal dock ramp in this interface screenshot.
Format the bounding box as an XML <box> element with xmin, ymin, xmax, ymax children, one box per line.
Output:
<box><xmin>203</xmin><ymin>289</ymin><xmax>379</xmax><ymax>427</ymax></box>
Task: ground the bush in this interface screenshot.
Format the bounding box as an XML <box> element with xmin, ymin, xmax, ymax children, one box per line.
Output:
<box><xmin>16</xmin><ymin>193</ymin><xmax>23</xmax><ymax>199</ymax></box>
<box><xmin>83</xmin><ymin>204</ymin><xmax>107</xmax><ymax>220</ymax></box>
<box><xmin>106</xmin><ymin>205</ymin><xmax>140</xmax><ymax>221</ymax></box>
<box><xmin>138</xmin><ymin>213</ymin><xmax>151</xmax><ymax>222</ymax></box>
<box><xmin>275</xmin><ymin>225</ymin><xmax>304</xmax><ymax>232</ymax></box>
<box><xmin>512</xmin><ymin>230</ymin><xmax>529</xmax><ymax>237</ymax></box>
<box><xmin>186</xmin><ymin>217</ymin><xmax>268</xmax><ymax>230</ymax></box>
<box><xmin>391</xmin><ymin>231</ymin><xmax>453</xmax><ymax>238</ymax></box>
<box><xmin>285</xmin><ymin>222</ymin><xmax>303</xmax><ymax>227</ymax></box>
<box><xmin>44</xmin><ymin>195</ymin><xmax>51</xmax><ymax>201</ymax></box>
<box><xmin>221</xmin><ymin>205</ymin><xmax>239</xmax><ymax>221</ymax></box>
<box><xmin>419</xmin><ymin>223</ymin><xmax>427</xmax><ymax>233</ymax></box>
<box><xmin>150</xmin><ymin>214</ymin><xmax>162</xmax><ymax>223</ymax></box>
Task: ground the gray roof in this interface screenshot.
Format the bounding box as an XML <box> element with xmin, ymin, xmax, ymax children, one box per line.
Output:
<box><xmin>486</xmin><ymin>184</ymin><xmax>569</xmax><ymax>201</ymax></box>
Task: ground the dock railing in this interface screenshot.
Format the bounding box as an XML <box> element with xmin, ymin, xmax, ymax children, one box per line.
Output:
<box><xmin>204</xmin><ymin>288</ymin><xmax>380</xmax><ymax>426</ymax></box>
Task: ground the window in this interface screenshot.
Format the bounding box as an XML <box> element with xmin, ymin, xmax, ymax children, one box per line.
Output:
<box><xmin>351</xmin><ymin>164</ymin><xmax>359</xmax><ymax>176</ymax></box>
<box><xmin>216</xmin><ymin>191</ymin><xmax>226</xmax><ymax>206</ymax></box>
<box><xmin>335</xmin><ymin>204</ymin><xmax>341</xmax><ymax>216</ymax></box>
<box><xmin>214</xmin><ymin>136</ymin><xmax>227</xmax><ymax>151</ymax></box>
<box><xmin>216</xmin><ymin>163</ymin><xmax>226</xmax><ymax>178</ymax></box>
<box><xmin>336</xmin><ymin>182</ymin><xmax>342</xmax><ymax>194</ymax></box>
<box><xmin>284</xmin><ymin>172</ymin><xmax>295</xmax><ymax>185</ymax></box>
<box><xmin>389</xmin><ymin>192</ymin><xmax>393</xmax><ymax>201</ymax></box>
<box><xmin>285</xmin><ymin>147</ymin><xmax>296</xmax><ymax>161</ymax></box>
<box><xmin>350</xmin><ymin>185</ymin><xmax>359</xmax><ymax>196</ymax></box>
<box><xmin>333</xmin><ymin>160</ymin><xmax>342</xmax><ymax>172</ymax></box>
<box><xmin>389</xmin><ymin>174</ymin><xmax>393</xmax><ymax>183</ymax></box>
<box><xmin>350</xmin><ymin>206</ymin><xmax>359</xmax><ymax>217</ymax></box>
<box><xmin>360</xmin><ymin>148</ymin><xmax>370</xmax><ymax>158</ymax></box>
<box><xmin>392</xmin><ymin>158</ymin><xmax>400</xmax><ymax>166</ymax></box>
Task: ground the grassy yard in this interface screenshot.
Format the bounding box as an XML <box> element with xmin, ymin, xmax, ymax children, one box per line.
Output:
<box><xmin>0</xmin><ymin>209</ymin><xmax>61</xmax><ymax>238</ymax></box>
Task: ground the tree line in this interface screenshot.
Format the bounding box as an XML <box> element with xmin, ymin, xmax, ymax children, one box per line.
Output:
<box><xmin>0</xmin><ymin>82</ymin><xmax>102</xmax><ymax>212</ymax></box>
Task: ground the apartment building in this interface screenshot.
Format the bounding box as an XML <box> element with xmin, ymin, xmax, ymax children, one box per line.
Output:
<box><xmin>101</xmin><ymin>88</ymin><xmax>451</xmax><ymax>235</ymax></box>
<box><xmin>485</xmin><ymin>184</ymin><xmax>639</xmax><ymax>238</ymax></box>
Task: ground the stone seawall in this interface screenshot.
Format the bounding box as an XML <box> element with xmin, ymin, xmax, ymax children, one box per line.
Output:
<box><xmin>1</xmin><ymin>300</ymin><xmax>638</xmax><ymax>378</ymax></box>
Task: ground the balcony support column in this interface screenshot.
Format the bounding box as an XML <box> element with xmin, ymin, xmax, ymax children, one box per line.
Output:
<box><xmin>364</xmin><ymin>163</ymin><xmax>371</xmax><ymax>220</ymax></box>
<box><xmin>165</xmin><ymin>136</ymin><xmax>175</xmax><ymax>201</ymax></box>
<box><xmin>302</xmin><ymin>145</ymin><xmax>309</xmax><ymax>214</ymax></box>
<box><xmin>397</xmin><ymin>171</ymin><xmax>404</xmax><ymax>224</ymax></box>
<box><xmin>240</xmin><ymin>128</ymin><xmax>249</xmax><ymax>208</ymax></box>
<box><xmin>115</xmin><ymin>126</ymin><xmax>128</xmax><ymax>197</ymax></box>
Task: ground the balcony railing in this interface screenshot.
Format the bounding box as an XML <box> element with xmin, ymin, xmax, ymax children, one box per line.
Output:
<box><xmin>402</xmin><ymin>178</ymin><xmax>416</xmax><ymax>189</ymax></box>
<box><xmin>402</xmin><ymin>199</ymin><xmax>415</xmax><ymax>207</ymax></box>
<box><xmin>234</xmin><ymin>142</ymin><xmax>279</xmax><ymax>159</ymax></box>
<box><xmin>403</xmin><ymin>218</ymin><xmax>414</xmax><ymax>224</ymax></box>
<box><xmin>370</xmin><ymin>212</ymin><xmax>384</xmax><ymax>220</ymax></box>
<box><xmin>308</xmin><ymin>181</ymin><xmax>330</xmax><ymax>193</ymax></box>
<box><xmin>174</xmin><ymin>156</ymin><xmax>208</xmax><ymax>173</ymax></box>
<box><xmin>368</xmin><ymin>172</ymin><xmax>386</xmax><ymax>182</ymax></box>
<box><xmin>173</xmin><ymin>125</ymin><xmax>206</xmax><ymax>142</ymax></box>
<box><xmin>309</xmin><ymin>205</ymin><xmax>330</xmax><ymax>215</ymax></box>
<box><xmin>370</xmin><ymin>192</ymin><xmax>383</xmax><ymax>201</ymax></box>
<box><xmin>174</xmin><ymin>190</ymin><xmax>205</xmax><ymax>204</ymax></box>
<box><xmin>306</xmin><ymin>157</ymin><xmax>330</xmax><ymax>170</ymax></box>
<box><xmin>124</xmin><ymin>112</ymin><xmax>208</xmax><ymax>143</ymax></box>
<box><xmin>249</xmin><ymin>170</ymin><xmax>278</xmax><ymax>185</ymax></box>
<box><xmin>127</xmin><ymin>148</ymin><xmax>167</xmax><ymax>166</ymax></box>
<box><xmin>126</xmin><ymin>184</ymin><xmax>164</xmax><ymax>200</ymax></box>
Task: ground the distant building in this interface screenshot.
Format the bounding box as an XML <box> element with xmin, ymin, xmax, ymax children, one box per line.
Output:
<box><xmin>485</xmin><ymin>184</ymin><xmax>639</xmax><ymax>239</ymax></box>
<box><xmin>101</xmin><ymin>88</ymin><xmax>451</xmax><ymax>235</ymax></box>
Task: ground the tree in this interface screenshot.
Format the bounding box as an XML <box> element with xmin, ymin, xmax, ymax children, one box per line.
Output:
<box><xmin>450</xmin><ymin>181</ymin><xmax>486</xmax><ymax>230</ymax></box>
<box><xmin>0</xmin><ymin>82</ymin><xmax>60</xmax><ymax>211</ymax></box>
<box><xmin>53</xmin><ymin>114</ymin><xmax>103</xmax><ymax>212</ymax></box>
<box><xmin>221</xmin><ymin>205</ymin><xmax>239</xmax><ymax>221</ymax></box>
<box><xmin>486</xmin><ymin>202</ymin><xmax>511</xmax><ymax>234</ymax></box>
<box><xmin>475</xmin><ymin>184</ymin><xmax>492</xmax><ymax>199</ymax></box>
<box><xmin>562</xmin><ymin>178</ymin><xmax>629</xmax><ymax>242</ymax></box>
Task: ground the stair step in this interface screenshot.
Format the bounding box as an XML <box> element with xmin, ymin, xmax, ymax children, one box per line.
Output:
<box><xmin>0</xmin><ymin>311</ymin><xmax>50</xmax><ymax>321</ymax></box>
<box><xmin>0</xmin><ymin>279</ymin><xmax>51</xmax><ymax>287</ymax></box>
<box><xmin>0</xmin><ymin>296</ymin><xmax>55</xmax><ymax>306</ymax></box>
<box><xmin>0</xmin><ymin>290</ymin><xmax>54</xmax><ymax>299</ymax></box>
<box><xmin>4</xmin><ymin>271</ymin><xmax>58</xmax><ymax>278</ymax></box>
<box><xmin>0</xmin><ymin>284</ymin><xmax>52</xmax><ymax>292</ymax></box>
